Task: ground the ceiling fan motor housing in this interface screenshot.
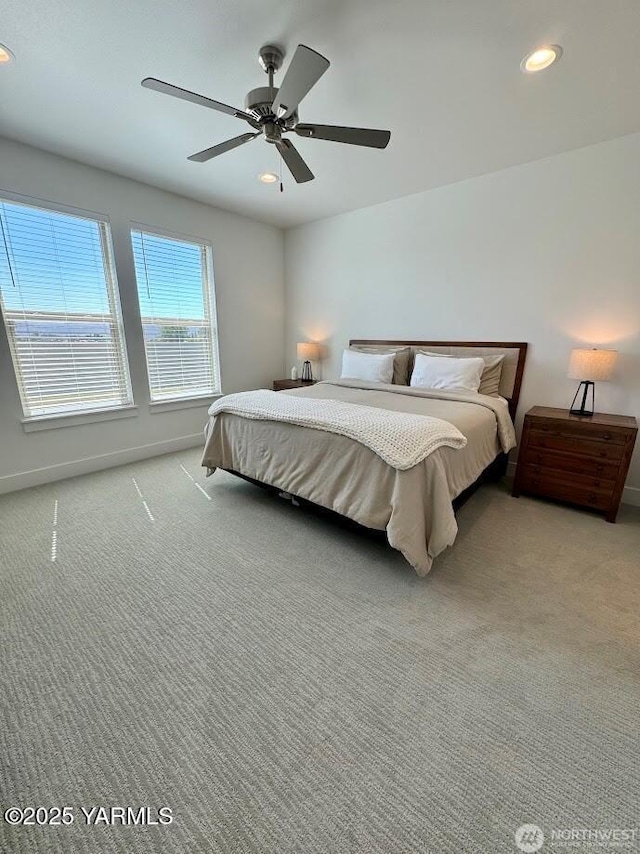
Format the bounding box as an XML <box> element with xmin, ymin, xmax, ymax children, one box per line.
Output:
<box><xmin>245</xmin><ymin>87</ymin><xmax>278</xmax><ymax>118</ymax></box>
<box><xmin>245</xmin><ymin>87</ymin><xmax>298</xmax><ymax>129</ymax></box>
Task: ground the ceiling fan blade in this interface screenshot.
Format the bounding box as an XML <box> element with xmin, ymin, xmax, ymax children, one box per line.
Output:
<box><xmin>141</xmin><ymin>78</ymin><xmax>260</xmax><ymax>128</ymax></box>
<box><xmin>188</xmin><ymin>132</ymin><xmax>260</xmax><ymax>162</ymax></box>
<box><xmin>275</xmin><ymin>139</ymin><xmax>314</xmax><ymax>183</ymax></box>
<box><xmin>271</xmin><ymin>45</ymin><xmax>330</xmax><ymax>119</ymax></box>
<box><xmin>295</xmin><ymin>123</ymin><xmax>391</xmax><ymax>149</ymax></box>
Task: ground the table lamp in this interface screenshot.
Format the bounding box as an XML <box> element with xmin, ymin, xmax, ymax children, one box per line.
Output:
<box><xmin>297</xmin><ymin>342</ymin><xmax>320</xmax><ymax>381</ymax></box>
<box><xmin>568</xmin><ymin>348</ymin><xmax>617</xmax><ymax>416</ymax></box>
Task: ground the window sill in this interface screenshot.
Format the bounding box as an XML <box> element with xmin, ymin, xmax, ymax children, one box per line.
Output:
<box><xmin>149</xmin><ymin>394</ymin><xmax>220</xmax><ymax>414</ymax></box>
<box><xmin>22</xmin><ymin>405</ymin><xmax>138</xmax><ymax>433</ymax></box>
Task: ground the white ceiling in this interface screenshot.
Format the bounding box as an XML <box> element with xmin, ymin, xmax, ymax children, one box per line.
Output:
<box><xmin>2</xmin><ymin>0</ymin><xmax>640</xmax><ymax>228</ymax></box>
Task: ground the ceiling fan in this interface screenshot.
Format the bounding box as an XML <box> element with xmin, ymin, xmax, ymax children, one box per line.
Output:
<box><xmin>141</xmin><ymin>44</ymin><xmax>391</xmax><ymax>184</ymax></box>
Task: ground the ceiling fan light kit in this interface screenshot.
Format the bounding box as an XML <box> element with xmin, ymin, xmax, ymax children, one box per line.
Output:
<box><xmin>141</xmin><ymin>43</ymin><xmax>391</xmax><ymax>185</ymax></box>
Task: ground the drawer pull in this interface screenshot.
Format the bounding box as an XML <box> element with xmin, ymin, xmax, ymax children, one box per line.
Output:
<box><xmin>603</xmin><ymin>433</ymin><xmax>612</xmax><ymax>441</ymax></box>
<box><xmin>588</xmin><ymin>493</ymin><xmax>597</xmax><ymax>503</ymax></box>
<box><xmin>593</xmin><ymin>480</ymin><xmax>600</xmax><ymax>487</ymax></box>
<box><xmin>596</xmin><ymin>464</ymin><xmax>603</xmax><ymax>472</ymax></box>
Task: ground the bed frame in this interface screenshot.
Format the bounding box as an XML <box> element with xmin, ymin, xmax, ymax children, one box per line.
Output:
<box><xmin>223</xmin><ymin>339</ymin><xmax>528</xmax><ymax>520</ymax></box>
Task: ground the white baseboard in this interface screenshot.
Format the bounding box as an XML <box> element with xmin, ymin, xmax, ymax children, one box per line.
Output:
<box><xmin>0</xmin><ymin>433</ymin><xmax>203</xmax><ymax>495</ymax></box>
<box><xmin>506</xmin><ymin>461</ymin><xmax>640</xmax><ymax>508</ymax></box>
<box><xmin>622</xmin><ymin>485</ymin><xmax>640</xmax><ymax>508</ymax></box>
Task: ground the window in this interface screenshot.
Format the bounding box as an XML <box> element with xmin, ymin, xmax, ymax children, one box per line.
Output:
<box><xmin>131</xmin><ymin>228</ymin><xmax>220</xmax><ymax>402</ymax></box>
<box><xmin>0</xmin><ymin>197</ymin><xmax>132</xmax><ymax>419</ymax></box>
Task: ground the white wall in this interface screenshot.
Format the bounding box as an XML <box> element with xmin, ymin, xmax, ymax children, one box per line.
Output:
<box><xmin>0</xmin><ymin>138</ymin><xmax>285</xmax><ymax>492</ymax></box>
<box><xmin>285</xmin><ymin>132</ymin><xmax>640</xmax><ymax>501</ymax></box>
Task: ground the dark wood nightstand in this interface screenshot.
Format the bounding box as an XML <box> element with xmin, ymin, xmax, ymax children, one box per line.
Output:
<box><xmin>512</xmin><ymin>406</ymin><xmax>637</xmax><ymax>522</ymax></box>
<box><xmin>272</xmin><ymin>379</ymin><xmax>317</xmax><ymax>391</ymax></box>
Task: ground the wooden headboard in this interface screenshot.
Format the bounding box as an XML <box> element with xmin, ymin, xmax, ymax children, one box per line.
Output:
<box><xmin>349</xmin><ymin>340</ymin><xmax>528</xmax><ymax>420</ymax></box>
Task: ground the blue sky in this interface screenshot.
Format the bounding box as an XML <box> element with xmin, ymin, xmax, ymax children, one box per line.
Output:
<box><xmin>0</xmin><ymin>202</ymin><xmax>207</xmax><ymax>321</ymax></box>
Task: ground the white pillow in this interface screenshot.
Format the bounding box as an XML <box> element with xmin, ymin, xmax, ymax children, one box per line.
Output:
<box><xmin>341</xmin><ymin>349</ymin><xmax>394</xmax><ymax>384</ymax></box>
<box><xmin>410</xmin><ymin>353</ymin><xmax>484</xmax><ymax>393</ymax></box>
<box><xmin>416</xmin><ymin>350</ymin><xmax>504</xmax><ymax>396</ymax></box>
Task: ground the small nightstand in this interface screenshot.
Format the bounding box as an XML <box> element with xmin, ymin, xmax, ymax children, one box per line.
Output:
<box><xmin>272</xmin><ymin>379</ymin><xmax>317</xmax><ymax>391</ymax></box>
<box><xmin>512</xmin><ymin>406</ymin><xmax>637</xmax><ymax>522</ymax></box>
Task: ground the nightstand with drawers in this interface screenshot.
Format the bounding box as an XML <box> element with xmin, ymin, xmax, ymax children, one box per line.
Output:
<box><xmin>512</xmin><ymin>406</ymin><xmax>637</xmax><ymax>522</ymax></box>
<box><xmin>272</xmin><ymin>379</ymin><xmax>317</xmax><ymax>391</ymax></box>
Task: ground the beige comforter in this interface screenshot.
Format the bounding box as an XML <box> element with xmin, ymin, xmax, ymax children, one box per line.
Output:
<box><xmin>202</xmin><ymin>380</ymin><xmax>516</xmax><ymax>575</ymax></box>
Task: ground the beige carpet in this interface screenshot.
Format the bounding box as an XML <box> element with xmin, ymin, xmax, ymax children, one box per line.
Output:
<box><xmin>1</xmin><ymin>448</ymin><xmax>639</xmax><ymax>854</ymax></box>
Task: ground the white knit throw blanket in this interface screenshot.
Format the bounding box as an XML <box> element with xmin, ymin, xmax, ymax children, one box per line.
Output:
<box><xmin>208</xmin><ymin>390</ymin><xmax>466</xmax><ymax>470</ymax></box>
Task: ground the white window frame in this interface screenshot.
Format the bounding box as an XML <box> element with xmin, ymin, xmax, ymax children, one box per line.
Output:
<box><xmin>0</xmin><ymin>191</ymin><xmax>134</xmax><ymax>426</ymax></box>
<box><xmin>130</xmin><ymin>223</ymin><xmax>221</xmax><ymax>405</ymax></box>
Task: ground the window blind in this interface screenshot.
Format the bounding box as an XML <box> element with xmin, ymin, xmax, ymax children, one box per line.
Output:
<box><xmin>131</xmin><ymin>229</ymin><xmax>220</xmax><ymax>402</ymax></box>
<box><xmin>0</xmin><ymin>198</ymin><xmax>133</xmax><ymax>419</ymax></box>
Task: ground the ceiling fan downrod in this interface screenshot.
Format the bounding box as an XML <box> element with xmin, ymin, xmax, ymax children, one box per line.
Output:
<box><xmin>258</xmin><ymin>44</ymin><xmax>283</xmax><ymax>94</ymax></box>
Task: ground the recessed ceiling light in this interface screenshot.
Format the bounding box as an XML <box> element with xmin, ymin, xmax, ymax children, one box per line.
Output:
<box><xmin>259</xmin><ymin>172</ymin><xmax>278</xmax><ymax>184</ymax></box>
<box><xmin>521</xmin><ymin>45</ymin><xmax>562</xmax><ymax>74</ymax></box>
<box><xmin>0</xmin><ymin>43</ymin><xmax>15</xmax><ymax>64</ymax></box>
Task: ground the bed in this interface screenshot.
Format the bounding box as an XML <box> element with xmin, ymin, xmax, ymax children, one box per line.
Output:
<box><xmin>202</xmin><ymin>340</ymin><xmax>528</xmax><ymax>575</ymax></box>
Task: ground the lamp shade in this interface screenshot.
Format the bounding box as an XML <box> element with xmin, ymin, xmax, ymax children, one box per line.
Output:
<box><xmin>568</xmin><ymin>348</ymin><xmax>617</xmax><ymax>382</ymax></box>
<box><xmin>297</xmin><ymin>342</ymin><xmax>320</xmax><ymax>361</ymax></box>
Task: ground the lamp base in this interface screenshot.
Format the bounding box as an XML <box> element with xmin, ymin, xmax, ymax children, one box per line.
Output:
<box><xmin>569</xmin><ymin>380</ymin><xmax>594</xmax><ymax>417</ymax></box>
<box><xmin>301</xmin><ymin>360</ymin><xmax>313</xmax><ymax>382</ymax></box>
